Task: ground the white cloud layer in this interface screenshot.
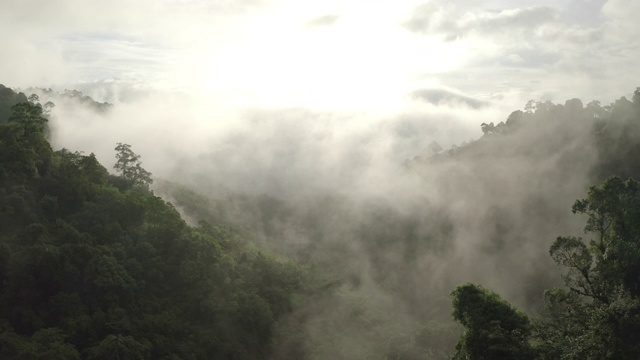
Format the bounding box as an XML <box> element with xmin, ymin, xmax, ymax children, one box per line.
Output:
<box><xmin>1</xmin><ymin>0</ymin><xmax>637</xmax><ymax>183</ymax></box>
<box><xmin>1</xmin><ymin>0</ymin><xmax>636</xmax><ymax>109</ymax></box>
<box><xmin>404</xmin><ymin>0</ymin><xmax>638</xmax><ymax>103</ymax></box>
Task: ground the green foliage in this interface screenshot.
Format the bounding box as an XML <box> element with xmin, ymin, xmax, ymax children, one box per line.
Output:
<box><xmin>0</xmin><ymin>102</ymin><xmax>52</xmax><ymax>181</ymax></box>
<box><xmin>536</xmin><ymin>176</ymin><xmax>640</xmax><ymax>359</ymax></box>
<box><xmin>445</xmin><ymin>92</ymin><xmax>640</xmax><ymax>360</ymax></box>
<box><xmin>113</xmin><ymin>143</ymin><xmax>152</xmax><ymax>189</ymax></box>
<box><xmin>0</xmin><ymin>88</ymin><xmax>309</xmax><ymax>359</ymax></box>
<box><xmin>4</xmin><ymin>80</ymin><xmax>640</xmax><ymax>360</ymax></box>
<box><xmin>572</xmin><ymin>177</ymin><xmax>640</xmax><ymax>297</ymax></box>
<box><xmin>85</xmin><ymin>334</ymin><xmax>148</xmax><ymax>360</ymax></box>
<box><xmin>0</xmin><ymin>327</ymin><xmax>80</xmax><ymax>360</ymax></box>
<box><xmin>450</xmin><ymin>283</ymin><xmax>534</xmax><ymax>360</ymax></box>
<box><xmin>450</xmin><ymin>177</ymin><xmax>640</xmax><ymax>359</ymax></box>
<box><xmin>9</xmin><ymin>102</ymin><xmax>48</xmax><ymax>135</ymax></box>
<box><xmin>0</xmin><ymin>84</ymin><xmax>28</xmax><ymax>122</ymax></box>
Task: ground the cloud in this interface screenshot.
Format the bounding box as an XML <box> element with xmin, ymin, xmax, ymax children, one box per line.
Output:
<box><xmin>29</xmin><ymin>71</ymin><xmax>606</xmax><ymax>357</ymax></box>
<box><xmin>405</xmin><ymin>3</ymin><xmax>558</xmax><ymax>39</ymax></box>
<box><xmin>305</xmin><ymin>14</ymin><xmax>340</xmax><ymax>28</ymax></box>
<box><xmin>469</xmin><ymin>47</ymin><xmax>563</xmax><ymax>69</ymax></box>
<box><xmin>401</xmin><ymin>0</ymin><xmax>640</xmax><ymax>105</ymax></box>
<box><xmin>1</xmin><ymin>0</ymin><xmax>636</xmax><ymax>112</ymax></box>
<box><xmin>0</xmin><ymin>0</ymin><xmax>268</xmax><ymax>92</ymax></box>
<box><xmin>2</xmin><ymin>1</ymin><xmax>640</xmax><ymax>357</ymax></box>
<box><xmin>161</xmin><ymin>0</ymin><xmax>268</xmax><ymax>13</ymax></box>
<box><xmin>403</xmin><ymin>2</ymin><xmax>453</xmax><ymax>37</ymax></box>
<box><xmin>411</xmin><ymin>88</ymin><xmax>490</xmax><ymax>109</ymax></box>
<box><xmin>602</xmin><ymin>0</ymin><xmax>640</xmax><ymax>23</ymax></box>
<box><xmin>563</xmin><ymin>0</ymin><xmax>607</xmax><ymax>25</ymax></box>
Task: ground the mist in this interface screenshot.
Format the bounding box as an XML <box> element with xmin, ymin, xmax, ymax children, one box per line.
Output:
<box><xmin>3</xmin><ymin>0</ymin><xmax>640</xmax><ymax>358</ymax></box>
<box><xmin>22</xmin><ymin>84</ymin><xmax>607</xmax><ymax>358</ymax></box>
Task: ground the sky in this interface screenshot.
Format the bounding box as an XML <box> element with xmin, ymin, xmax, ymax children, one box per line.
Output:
<box><xmin>1</xmin><ymin>0</ymin><xmax>638</xmax><ymax>112</ymax></box>
<box><xmin>1</xmin><ymin>0</ymin><xmax>639</xmax><ymax>176</ymax></box>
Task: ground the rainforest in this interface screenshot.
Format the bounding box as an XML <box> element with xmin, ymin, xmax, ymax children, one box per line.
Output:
<box><xmin>1</xmin><ymin>84</ymin><xmax>640</xmax><ymax>359</ymax></box>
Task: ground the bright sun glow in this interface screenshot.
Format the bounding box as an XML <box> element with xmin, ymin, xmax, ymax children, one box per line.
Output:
<box><xmin>188</xmin><ymin>0</ymin><xmax>470</xmax><ymax>113</ymax></box>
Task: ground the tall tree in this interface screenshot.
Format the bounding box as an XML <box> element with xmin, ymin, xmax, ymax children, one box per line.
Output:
<box><xmin>113</xmin><ymin>143</ymin><xmax>152</xmax><ymax>188</ymax></box>
<box><xmin>0</xmin><ymin>102</ymin><xmax>52</xmax><ymax>180</ymax></box>
<box><xmin>536</xmin><ymin>177</ymin><xmax>640</xmax><ymax>359</ymax></box>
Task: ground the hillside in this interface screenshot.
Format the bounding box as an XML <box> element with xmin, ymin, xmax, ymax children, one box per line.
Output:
<box><xmin>1</xmin><ymin>84</ymin><xmax>640</xmax><ymax>359</ymax></box>
<box><xmin>0</xmin><ymin>90</ymin><xmax>314</xmax><ymax>359</ymax></box>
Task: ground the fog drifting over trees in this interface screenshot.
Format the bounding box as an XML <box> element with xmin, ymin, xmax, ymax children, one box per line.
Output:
<box><xmin>2</xmin><ymin>0</ymin><xmax>640</xmax><ymax>359</ymax></box>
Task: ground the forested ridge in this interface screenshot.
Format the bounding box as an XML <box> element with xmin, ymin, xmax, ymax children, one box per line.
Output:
<box><xmin>444</xmin><ymin>91</ymin><xmax>640</xmax><ymax>359</ymax></box>
<box><xmin>0</xmin><ymin>89</ymin><xmax>317</xmax><ymax>359</ymax></box>
<box><xmin>1</xmin><ymin>84</ymin><xmax>640</xmax><ymax>359</ymax></box>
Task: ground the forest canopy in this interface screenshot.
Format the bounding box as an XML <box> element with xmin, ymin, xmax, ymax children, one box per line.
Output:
<box><xmin>1</xmin><ymin>84</ymin><xmax>640</xmax><ymax>359</ymax></box>
<box><xmin>0</xmin><ymin>98</ymin><xmax>314</xmax><ymax>359</ymax></box>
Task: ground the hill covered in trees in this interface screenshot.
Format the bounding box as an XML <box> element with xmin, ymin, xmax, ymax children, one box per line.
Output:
<box><xmin>450</xmin><ymin>176</ymin><xmax>640</xmax><ymax>359</ymax></box>
<box><xmin>1</xmin><ymin>84</ymin><xmax>640</xmax><ymax>359</ymax></box>
<box><xmin>0</xmin><ymin>91</ymin><xmax>317</xmax><ymax>359</ymax></box>
<box><xmin>157</xmin><ymin>87</ymin><xmax>640</xmax><ymax>359</ymax></box>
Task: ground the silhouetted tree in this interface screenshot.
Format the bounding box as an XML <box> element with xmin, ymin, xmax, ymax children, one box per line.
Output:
<box><xmin>113</xmin><ymin>143</ymin><xmax>152</xmax><ymax>188</ymax></box>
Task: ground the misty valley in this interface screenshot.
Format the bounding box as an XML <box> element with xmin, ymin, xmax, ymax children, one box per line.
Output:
<box><xmin>1</xmin><ymin>83</ymin><xmax>640</xmax><ymax>360</ymax></box>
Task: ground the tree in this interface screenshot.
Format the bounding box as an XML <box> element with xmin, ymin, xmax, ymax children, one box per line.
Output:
<box><xmin>43</xmin><ymin>101</ymin><xmax>55</xmax><ymax>116</ymax></box>
<box><xmin>537</xmin><ymin>177</ymin><xmax>640</xmax><ymax>359</ymax></box>
<box><xmin>8</xmin><ymin>102</ymin><xmax>48</xmax><ymax>135</ymax></box>
<box><xmin>85</xmin><ymin>334</ymin><xmax>148</xmax><ymax>360</ymax></box>
<box><xmin>554</xmin><ymin>177</ymin><xmax>640</xmax><ymax>299</ymax></box>
<box><xmin>0</xmin><ymin>84</ymin><xmax>29</xmax><ymax>122</ymax></box>
<box><xmin>450</xmin><ymin>283</ymin><xmax>534</xmax><ymax>360</ymax></box>
<box><xmin>480</xmin><ymin>122</ymin><xmax>496</xmax><ymax>135</ymax></box>
<box><xmin>27</xmin><ymin>94</ymin><xmax>39</xmax><ymax>104</ymax></box>
<box><xmin>592</xmin><ymin>96</ymin><xmax>640</xmax><ymax>180</ymax></box>
<box><xmin>1</xmin><ymin>102</ymin><xmax>52</xmax><ymax>179</ymax></box>
<box><xmin>0</xmin><ymin>327</ymin><xmax>81</xmax><ymax>360</ymax></box>
<box><xmin>113</xmin><ymin>143</ymin><xmax>152</xmax><ymax>188</ymax></box>
<box><xmin>524</xmin><ymin>100</ymin><xmax>536</xmax><ymax>114</ymax></box>
<box><xmin>0</xmin><ymin>84</ymin><xmax>311</xmax><ymax>359</ymax></box>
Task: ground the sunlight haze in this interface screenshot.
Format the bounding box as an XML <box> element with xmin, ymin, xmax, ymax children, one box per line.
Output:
<box><xmin>2</xmin><ymin>0</ymin><xmax>635</xmax><ymax>112</ymax></box>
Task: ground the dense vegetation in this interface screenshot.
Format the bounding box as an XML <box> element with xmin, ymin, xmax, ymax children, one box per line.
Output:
<box><xmin>449</xmin><ymin>90</ymin><xmax>640</xmax><ymax>359</ymax></box>
<box><xmin>451</xmin><ymin>176</ymin><xmax>640</xmax><ymax>359</ymax></box>
<box><xmin>163</xmin><ymin>88</ymin><xmax>640</xmax><ymax>359</ymax></box>
<box><xmin>0</xmin><ymin>94</ymin><xmax>315</xmax><ymax>359</ymax></box>
<box><xmin>1</xmin><ymin>84</ymin><xmax>639</xmax><ymax>359</ymax></box>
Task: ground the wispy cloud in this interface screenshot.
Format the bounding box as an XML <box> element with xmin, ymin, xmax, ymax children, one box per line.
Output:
<box><xmin>305</xmin><ymin>14</ymin><xmax>340</xmax><ymax>28</ymax></box>
<box><xmin>411</xmin><ymin>88</ymin><xmax>490</xmax><ymax>109</ymax></box>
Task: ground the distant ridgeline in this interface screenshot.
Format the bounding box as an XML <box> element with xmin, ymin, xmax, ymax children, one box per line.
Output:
<box><xmin>406</xmin><ymin>88</ymin><xmax>640</xmax><ymax>182</ymax></box>
<box><xmin>394</xmin><ymin>88</ymin><xmax>640</xmax><ymax>359</ymax></box>
<box><xmin>0</xmin><ymin>84</ymin><xmax>314</xmax><ymax>359</ymax></box>
<box><xmin>0</xmin><ymin>84</ymin><xmax>112</xmax><ymax>123</ymax></box>
<box><xmin>433</xmin><ymin>89</ymin><xmax>640</xmax><ymax>359</ymax></box>
<box><xmin>25</xmin><ymin>87</ymin><xmax>113</xmax><ymax>113</ymax></box>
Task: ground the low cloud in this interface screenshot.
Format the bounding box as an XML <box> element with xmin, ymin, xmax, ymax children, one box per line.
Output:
<box><xmin>402</xmin><ymin>0</ymin><xmax>640</xmax><ymax>106</ymax></box>
<box><xmin>27</xmin><ymin>67</ymin><xmax>613</xmax><ymax>359</ymax></box>
<box><xmin>305</xmin><ymin>14</ymin><xmax>340</xmax><ymax>28</ymax></box>
<box><xmin>411</xmin><ymin>88</ymin><xmax>490</xmax><ymax>109</ymax></box>
<box><xmin>404</xmin><ymin>3</ymin><xmax>558</xmax><ymax>39</ymax></box>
